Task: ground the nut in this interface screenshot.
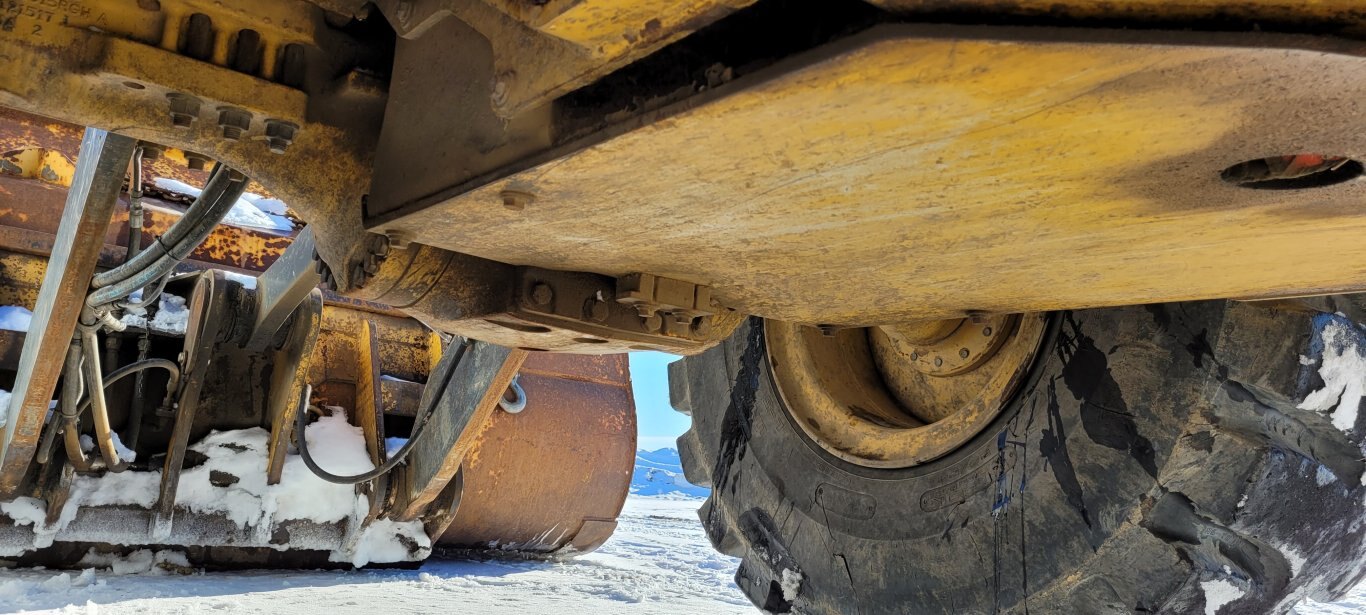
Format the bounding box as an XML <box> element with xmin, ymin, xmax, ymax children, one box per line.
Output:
<box><xmin>530</xmin><ymin>283</ymin><xmax>554</xmax><ymax>306</ymax></box>
<box><xmin>167</xmin><ymin>93</ymin><xmax>201</xmax><ymax>129</ymax></box>
<box><xmin>384</xmin><ymin>230</ymin><xmax>411</xmax><ymax>250</ymax></box>
<box><xmin>264</xmin><ymin>119</ymin><xmax>298</xmax><ymax>154</ymax></box>
<box><xmin>217</xmin><ymin>107</ymin><xmax>252</xmax><ymax>141</ymax></box>
<box><xmin>184</xmin><ymin>152</ymin><xmax>210</xmax><ymax>171</ymax></box>
<box><xmin>584</xmin><ymin>299</ymin><xmax>610</xmax><ymax>323</ymax></box>
<box><xmin>500</xmin><ymin>189</ymin><xmax>534</xmax><ymax>211</ymax></box>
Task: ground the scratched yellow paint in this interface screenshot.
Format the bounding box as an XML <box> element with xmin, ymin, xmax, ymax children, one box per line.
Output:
<box><xmin>383</xmin><ymin>26</ymin><xmax>1366</xmax><ymax>324</ymax></box>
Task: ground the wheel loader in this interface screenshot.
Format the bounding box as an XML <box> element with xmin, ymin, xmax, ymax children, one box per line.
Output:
<box><xmin>1</xmin><ymin>0</ymin><xmax>1365</xmax><ymax>613</ymax></box>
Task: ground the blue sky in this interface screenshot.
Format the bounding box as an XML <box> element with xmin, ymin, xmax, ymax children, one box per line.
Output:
<box><xmin>628</xmin><ymin>352</ymin><xmax>692</xmax><ymax>452</ymax></box>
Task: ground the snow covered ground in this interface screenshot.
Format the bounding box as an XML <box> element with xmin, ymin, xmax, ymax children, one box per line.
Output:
<box><xmin>0</xmin><ymin>495</ymin><xmax>749</xmax><ymax>614</ymax></box>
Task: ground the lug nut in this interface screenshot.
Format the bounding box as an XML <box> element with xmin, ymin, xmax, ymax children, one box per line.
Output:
<box><xmin>530</xmin><ymin>283</ymin><xmax>554</xmax><ymax>306</ymax></box>
<box><xmin>217</xmin><ymin>107</ymin><xmax>252</xmax><ymax>141</ymax></box>
<box><xmin>264</xmin><ymin>119</ymin><xmax>297</xmax><ymax>154</ymax></box>
<box><xmin>167</xmin><ymin>93</ymin><xmax>201</xmax><ymax>129</ymax></box>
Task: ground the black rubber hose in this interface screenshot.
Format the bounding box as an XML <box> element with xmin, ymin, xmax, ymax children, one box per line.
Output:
<box><xmin>295</xmin><ymin>339</ymin><xmax>471</xmax><ymax>485</ymax></box>
<box><xmin>88</xmin><ymin>166</ymin><xmax>247</xmax><ymax>307</ymax></box>
<box><xmin>70</xmin><ymin>358</ymin><xmax>181</xmax><ymax>419</ymax></box>
<box><xmin>92</xmin><ymin>163</ymin><xmax>246</xmax><ymax>292</ymax></box>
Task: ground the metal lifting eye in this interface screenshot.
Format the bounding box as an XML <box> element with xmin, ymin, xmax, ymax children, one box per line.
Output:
<box><xmin>499</xmin><ymin>375</ymin><xmax>527</xmax><ymax>414</ymax></box>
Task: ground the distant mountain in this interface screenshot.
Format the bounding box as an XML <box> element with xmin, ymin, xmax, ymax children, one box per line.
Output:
<box><xmin>632</xmin><ymin>448</ymin><xmax>709</xmax><ymax>498</ymax></box>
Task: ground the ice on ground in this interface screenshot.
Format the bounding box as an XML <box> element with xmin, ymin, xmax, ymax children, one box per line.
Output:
<box><xmin>0</xmin><ymin>305</ymin><xmax>32</xmax><ymax>332</ymax></box>
<box><xmin>152</xmin><ymin>179</ymin><xmax>294</xmax><ymax>232</ymax></box>
<box><xmin>1299</xmin><ymin>318</ymin><xmax>1366</xmax><ymax>433</ymax></box>
<box><xmin>1202</xmin><ymin>578</ymin><xmax>1244</xmax><ymax>615</ymax></box>
<box><xmin>120</xmin><ymin>292</ymin><xmax>190</xmax><ymax>335</ymax></box>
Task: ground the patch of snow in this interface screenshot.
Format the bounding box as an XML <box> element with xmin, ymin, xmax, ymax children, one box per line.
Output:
<box><xmin>1236</xmin><ymin>493</ymin><xmax>1248</xmax><ymax>509</ymax></box>
<box><xmin>0</xmin><ymin>305</ymin><xmax>32</xmax><ymax>332</ymax></box>
<box><xmin>1316</xmin><ymin>465</ymin><xmax>1338</xmax><ymax>487</ymax></box>
<box><xmin>0</xmin><ymin>388</ymin><xmax>9</xmax><ymax>428</ymax></box>
<box><xmin>1299</xmin><ymin>319</ymin><xmax>1366</xmax><ymax>433</ymax></box>
<box><xmin>153</xmin><ymin>179</ymin><xmax>293</xmax><ymax>232</ymax></box>
<box><xmin>1301</xmin><ymin>355</ymin><xmax>1318</xmax><ymax>366</ymax></box>
<box><xmin>1</xmin><ymin>496</ymin><xmax>47</xmax><ymax>528</ymax></box>
<box><xmin>780</xmin><ymin>568</ymin><xmax>802</xmax><ymax>602</ymax></box>
<box><xmin>344</xmin><ymin>518</ymin><xmax>432</xmax><ymax>568</ymax></box>
<box><xmin>0</xmin><ymin>495</ymin><xmax>749</xmax><ymax>614</ymax></box>
<box><xmin>1202</xmin><ymin>578</ymin><xmax>1245</xmax><ymax>615</ymax></box>
<box><xmin>121</xmin><ymin>292</ymin><xmax>190</xmax><ymax>335</ymax></box>
<box><xmin>222</xmin><ymin>270</ymin><xmax>259</xmax><ymax>290</ymax></box>
<box><xmin>78</xmin><ymin>549</ymin><xmax>191</xmax><ymax>575</ymax></box>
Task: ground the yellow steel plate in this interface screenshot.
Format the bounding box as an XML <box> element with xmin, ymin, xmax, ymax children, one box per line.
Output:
<box><xmin>378</xmin><ymin>25</ymin><xmax>1366</xmax><ymax>324</ymax></box>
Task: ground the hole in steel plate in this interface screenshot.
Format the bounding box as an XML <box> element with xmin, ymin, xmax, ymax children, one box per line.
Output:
<box><xmin>1221</xmin><ymin>155</ymin><xmax>1363</xmax><ymax>190</ymax></box>
<box><xmin>487</xmin><ymin>320</ymin><xmax>552</xmax><ymax>334</ymax></box>
<box><xmin>573</xmin><ymin>337</ymin><xmax>610</xmax><ymax>344</ymax></box>
<box><xmin>123</xmin><ymin>81</ymin><xmax>146</xmax><ymax>90</ymax></box>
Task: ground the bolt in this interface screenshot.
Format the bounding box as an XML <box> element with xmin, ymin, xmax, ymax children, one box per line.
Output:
<box><xmin>184</xmin><ymin>152</ymin><xmax>210</xmax><ymax>171</ymax></box>
<box><xmin>584</xmin><ymin>299</ymin><xmax>610</xmax><ymax>323</ymax></box>
<box><xmin>641</xmin><ymin>312</ymin><xmax>663</xmax><ymax>333</ymax></box>
<box><xmin>385</xmin><ymin>230</ymin><xmax>411</xmax><ymax>250</ymax></box>
<box><xmin>959</xmin><ymin>348</ymin><xmax>970</xmax><ymax>359</ymax></box>
<box><xmin>363</xmin><ymin>253</ymin><xmax>379</xmax><ymax>274</ymax></box>
<box><xmin>909</xmin><ymin>351</ymin><xmax>919</xmax><ymax>361</ymax></box>
<box><xmin>816</xmin><ymin>324</ymin><xmax>838</xmax><ymax>337</ymax></box>
<box><xmin>982</xmin><ymin>326</ymin><xmax>993</xmax><ymax>336</ymax></box>
<box><xmin>500</xmin><ymin>189</ymin><xmax>534</xmax><ymax>211</ymax></box>
<box><xmin>966</xmin><ymin>310</ymin><xmax>988</xmax><ymax>324</ymax></box>
<box><xmin>139</xmin><ymin>143</ymin><xmax>164</xmax><ymax>160</ymax></box>
<box><xmin>530</xmin><ymin>283</ymin><xmax>554</xmax><ymax>306</ymax></box>
<box><xmin>217</xmin><ymin>107</ymin><xmax>252</xmax><ymax>141</ymax></box>
<box><xmin>934</xmin><ymin>356</ymin><xmax>943</xmax><ymax>367</ymax></box>
<box><xmin>264</xmin><ymin>119</ymin><xmax>298</xmax><ymax>154</ymax></box>
<box><xmin>167</xmin><ymin>93</ymin><xmax>201</xmax><ymax>129</ymax></box>
<box><xmin>368</xmin><ymin>233</ymin><xmax>391</xmax><ymax>258</ymax></box>
<box><xmin>692</xmin><ymin>317</ymin><xmax>712</xmax><ymax>336</ymax></box>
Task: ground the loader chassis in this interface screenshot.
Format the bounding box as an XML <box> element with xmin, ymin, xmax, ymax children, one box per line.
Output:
<box><xmin>0</xmin><ymin>0</ymin><xmax>1365</xmax><ymax>608</ymax></box>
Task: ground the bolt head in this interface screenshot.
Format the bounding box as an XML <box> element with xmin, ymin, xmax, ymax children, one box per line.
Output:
<box><xmin>692</xmin><ymin>317</ymin><xmax>712</xmax><ymax>336</ymax></box>
<box><xmin>982</xmin><ymin>327</ymin><xmax>993</xmax><ymax>336</ymax></box>
<box><xmin>816</xmin><ymin>324</ymin><xmax>838</xmax><ymax>337</ymax></box>
<box><xmin>934</xmin><ymin>356</ymin><xmax>944</xmax><ymax>367</ymax></box>
<box><xmin>530</xmin><ymin>283</ymin><xmax>554</xmax><ymax>306</ymax></box>
<box><xmin>385</xmin><ymin>230</ymin><xmax>411</xmax><ymax>250</ymax></box>
<box><xmin>641</xmin><ymin>313</ymin><xmax>663</xmax><ymax>333</ymax></box>
<box><xmin>585</xmin><ymin>299</ymin><xmax>610</xmax><ymax>323</ymax></box>
<box><xmin>267</xmin><ymin>137</ymin><xmax>289</xmax><ymax>155</ymax></box>
<box><xmin>959</xmin><ymin>348</ymin><xmax>970</xmax><ymax>359</ymax></box>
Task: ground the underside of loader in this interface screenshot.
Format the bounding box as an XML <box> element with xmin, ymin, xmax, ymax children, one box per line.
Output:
<box><xmin>2</xmin><ymin>0</ymin><xmax>1366</xmax><ymax>612</ymax></box>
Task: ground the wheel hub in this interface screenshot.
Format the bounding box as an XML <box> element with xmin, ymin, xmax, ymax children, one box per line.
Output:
<box><xmin>766</xmin><ymin>313</ymin><xmax>1047</xmax><ymax>469</ymax></box>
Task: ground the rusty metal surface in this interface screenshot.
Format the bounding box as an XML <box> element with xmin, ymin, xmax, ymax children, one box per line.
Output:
<box><xmin>0</xmin><ymin>0</ymin><xmax>385</xmax><ymax>290</ymax></box>
<box><xmin>347</xmin><ymin>243</ymin><xmax>742</xmax><ymax>355</ymax></box>
<box><xmin>438</xmin><ymin>352</ymin><xmax>635</xmax><ymax>554</ymax></box>
<box><xmin>0</xmin><ymin>129</ymin><xmax>135</xmax><ymax>497</ymax></box>
<box><xmin>371</xmin><ymin>25</ymin><xmax>1366</xmax><ymax>325</ymax></box>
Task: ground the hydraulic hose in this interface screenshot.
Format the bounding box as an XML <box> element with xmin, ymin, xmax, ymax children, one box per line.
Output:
<box><xmin>89</xmin><ymin>164</ymin><xmax>247</xmax><ymax>306</ymax></box>
<box><xmin>125</xmin><ymin>148</ymin><xmax>144</xmax><ymax>264</ymax></box>
<box><xmin>80</xmin><ymin>329</ymin><xmax>130</xmax><ymax>472</ymax></box>
<box><xmin>295</xmin><ymin>339</ymin><xmax>471</xmax><ymax>485</ymax></box>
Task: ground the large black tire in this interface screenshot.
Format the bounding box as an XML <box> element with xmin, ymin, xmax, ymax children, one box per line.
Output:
<box><xmin>671</xmin><ymin>300</ymin><xmax>1366</xmax><ymax>614</ymax></box>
